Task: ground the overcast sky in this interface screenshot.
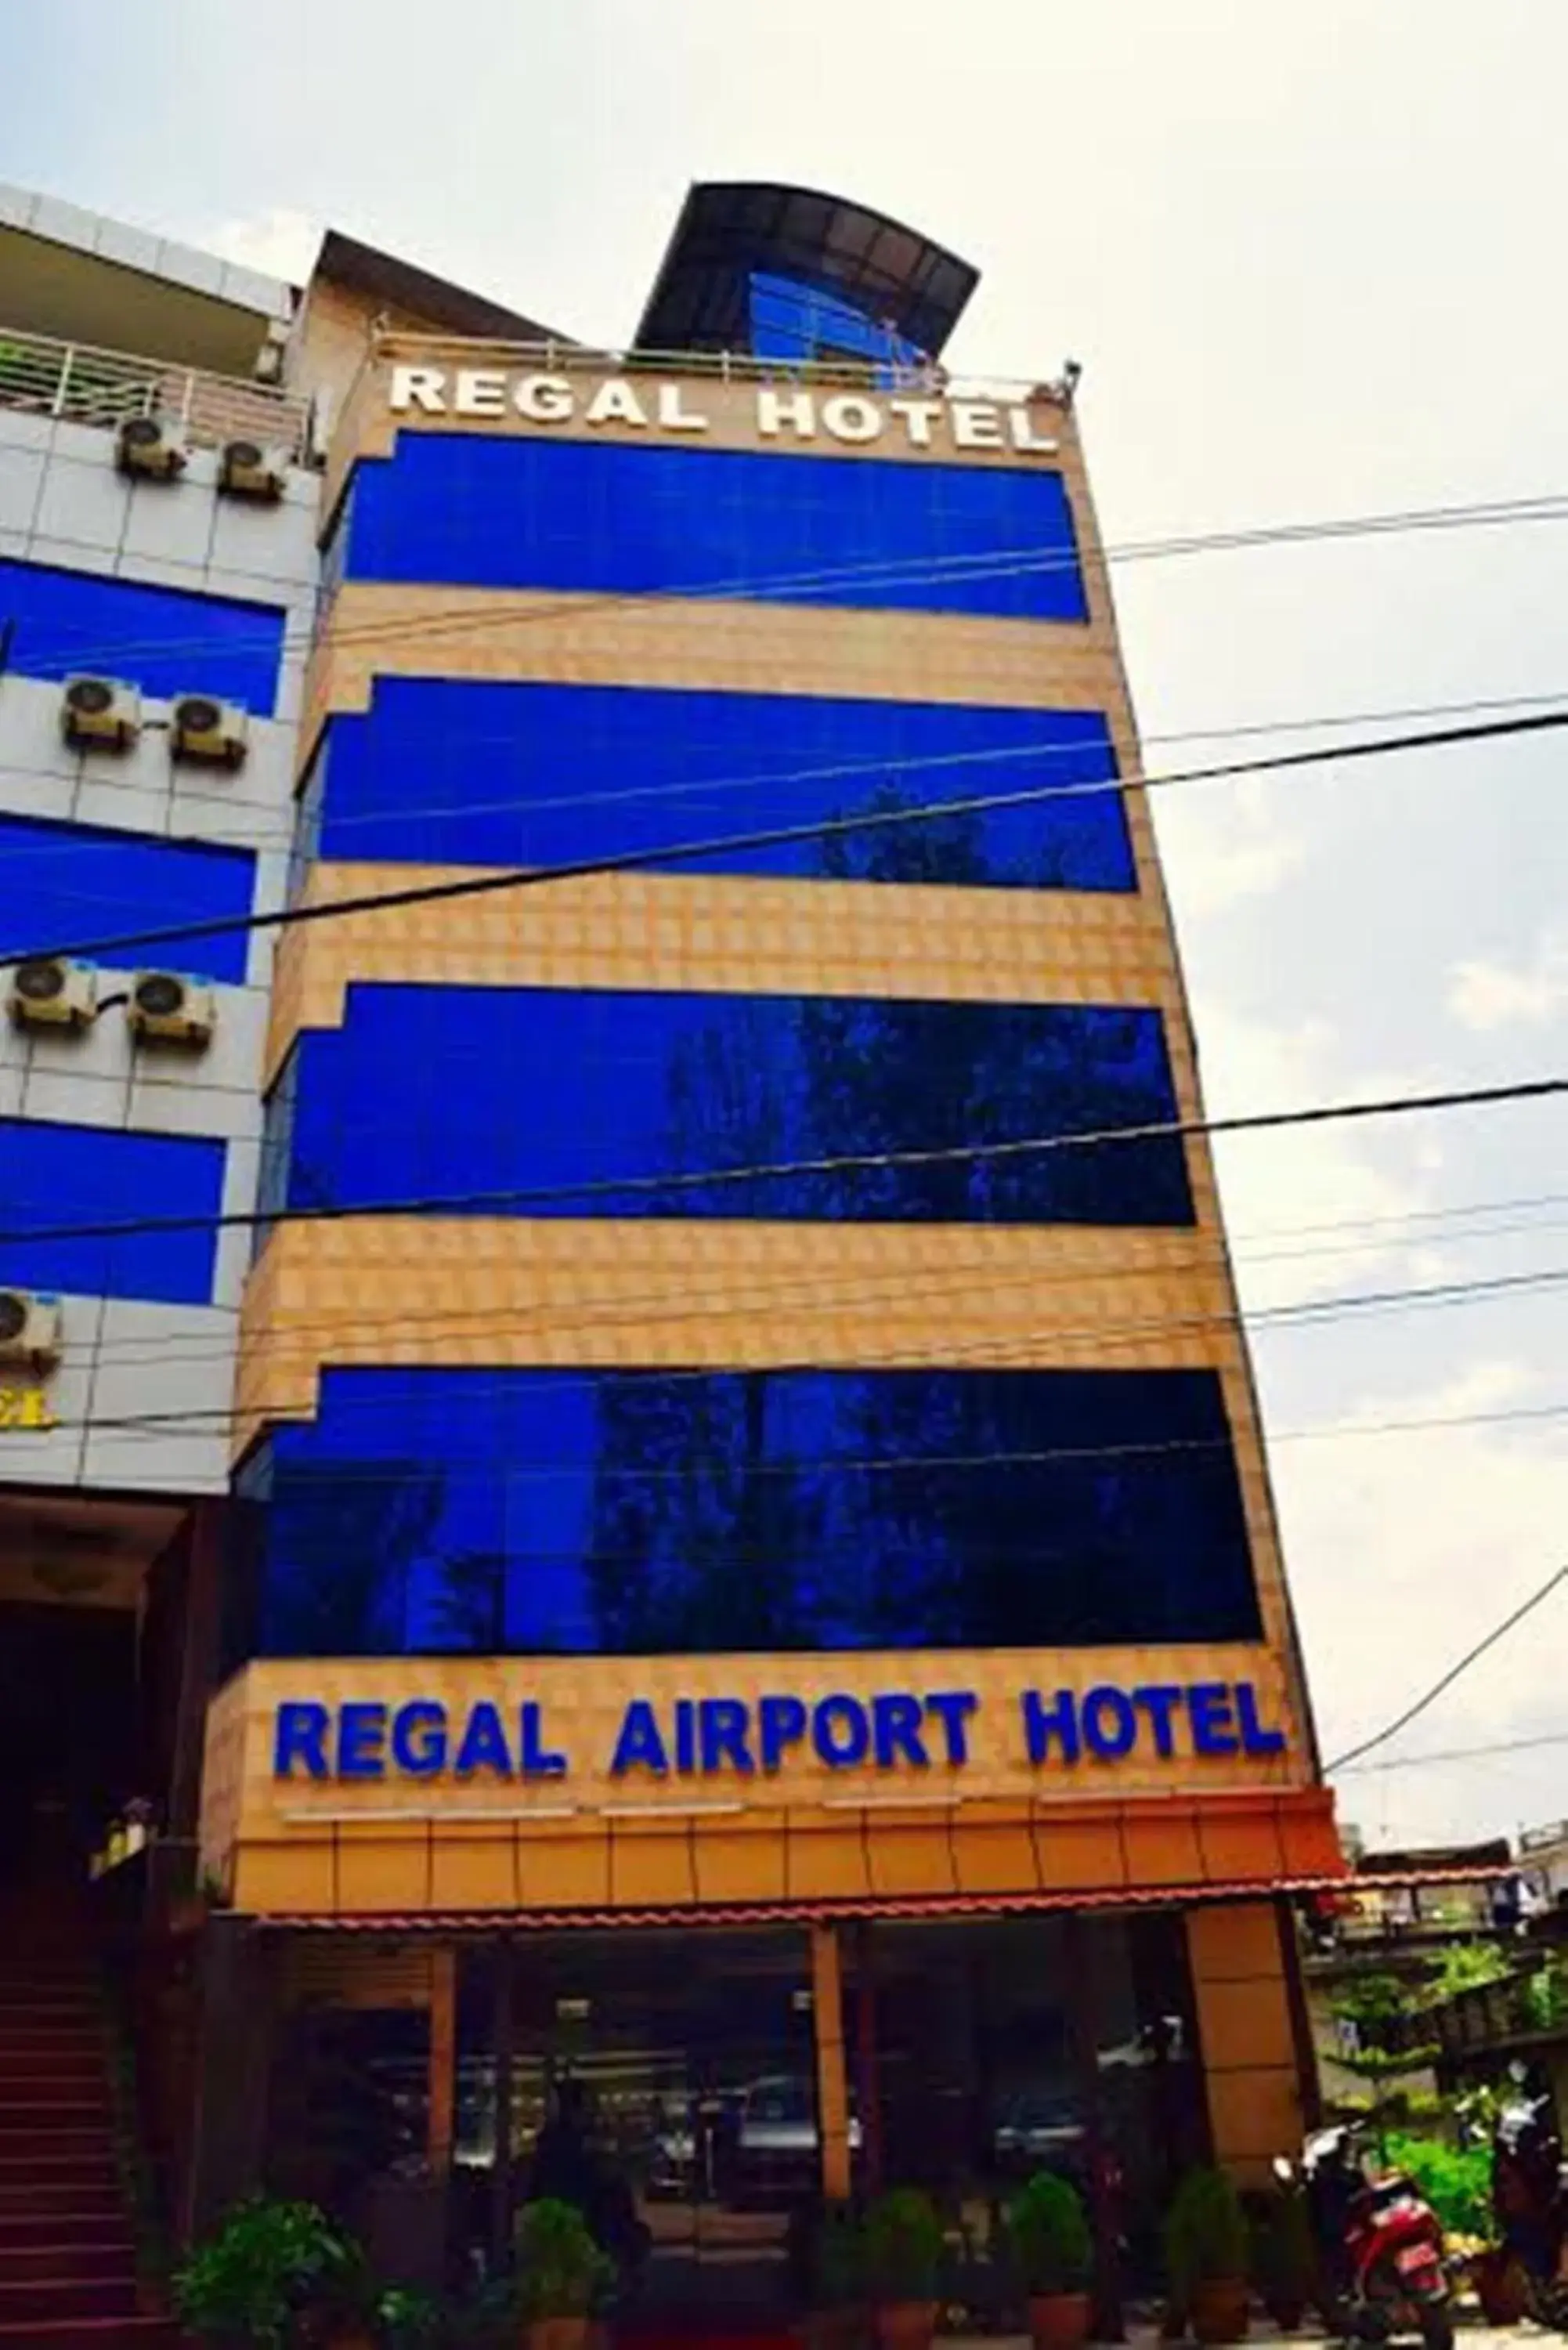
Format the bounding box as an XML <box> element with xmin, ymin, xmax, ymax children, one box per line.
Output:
<box><xmin>8</xmin><ymin>0</ymin><xmax>1568</xmax><ymax>1850</ymax></box>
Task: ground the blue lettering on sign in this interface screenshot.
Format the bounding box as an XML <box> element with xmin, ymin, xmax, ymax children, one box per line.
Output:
<box><xmin>269</xmin><ymin>1681</ymin><xmax>1286</xmax><ymax>1781</ymax></box>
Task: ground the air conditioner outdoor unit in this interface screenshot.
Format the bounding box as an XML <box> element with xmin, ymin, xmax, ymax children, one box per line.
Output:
<box><xmin>61</xmin><ymin>675</ymin><xmax>142</xmax><ymax>750</ymax></box>
<box><xmin>0</xmin><ymin>1289</ymin><xmax>63</xmax><ymax>1373</ymax></box>
<box><xmin>171</xmin><ymin>694</ymin><xmax>249</xmax><ymax>768</ymax></box>
<box><xmin>127</xmin><ymin>971</ymin><xmax>217</xmax><ymax>1048</ymax></box>
<box><xmin>116</xmin><ymin>414</ymin><xmax>186</xmax><ymax>480</ymax></box>
<box><xmin>218</xmin><ymin>438</ymin><xmax>287</xmax><ymax>502</ymax></box>
<box><xmin>6</xmin><ymin>956</ymin><xmax>98</xmax><ymax>1032</ymax></box>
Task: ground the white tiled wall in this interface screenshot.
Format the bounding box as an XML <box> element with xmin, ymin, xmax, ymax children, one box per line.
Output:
<box><xmin>0</xmin><ymin>1294</ymin><xmax>240</xmax><ymax>1494</ymax></box>
<box><xmin>0</xmin><ymin>404</ymin><xmax>317</xmax><ymax>1498</ymax></box>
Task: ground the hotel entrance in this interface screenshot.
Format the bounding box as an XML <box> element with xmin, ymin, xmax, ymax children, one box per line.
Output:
<box><xmin>242</xmin><ymin>1904</ymin><xmax>1225</xmax><ymax>2331</ymax></box>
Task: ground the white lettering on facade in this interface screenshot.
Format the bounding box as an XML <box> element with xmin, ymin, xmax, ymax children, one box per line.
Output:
<box><xmin>385</xmin><ymin>371</ymin><xmax>1064</xmax><ymax>461</ymax></box>
<box><xmin>757</xmin><ymin>388</ymin><xmax>817</xmax><ymax>439</ymax></box>
<box><xmin>1008</xmin><ymin>406</ymin><xmax>1060</xmax><ymax>454</ymax></box>
<box><xmin>389</xmin><ymin>365</ymin><xmax>447</xmax><ymax>414</ymax></box>
<box><xmin>821</xmin><ymin>394</ymin><xmax>882</xmax><ymax>443</ymax></box>
<box><xmin>950</xmin><ymin>400</ymin><xmax>1004</xmax><ymax>449</ymax></box>
<box><xmin>657</xmin><ymin>383</ymin><xmax>710</xmax><ymax>432</ymax></box>
<box><xmin>514</xmin><ymin>374</ymin><xmax>574</xmax><ymax>422</ymax></box>
<box><xmin>887</xmin><ymin>398</ymin><xmax>944</xmax><ymax>447</ymax></box>
<box><xmin>453</xmin><ymin>369</ymin><xmax>508</xmax><ymax>418</ymax></box>
<box><xmin>583</xmin><ymin>379</ymin><xmax>650</xmax><ymax>428</ymax></box>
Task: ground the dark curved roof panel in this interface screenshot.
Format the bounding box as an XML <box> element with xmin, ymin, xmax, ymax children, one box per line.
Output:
<box><xmin>635</xmin><ymin>181</ymin><xmax>980</xmax><ymax>359</ymax></box>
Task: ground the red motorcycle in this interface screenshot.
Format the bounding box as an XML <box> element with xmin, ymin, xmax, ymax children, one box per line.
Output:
<box><xmin>1277</xmin><ymin>2125</ymin><xmax>1454</xmax><ymax>2350</ymax></box>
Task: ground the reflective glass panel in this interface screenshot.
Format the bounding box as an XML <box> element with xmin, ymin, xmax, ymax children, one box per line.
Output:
<box><xmin>237</xmin><ymin>1364</ymin><xmax>1260</xmax><ymax>1658</ymax></box>
<box><xmin>3</xmin><ymin>811</ymin><xmax>255</xmax><ymax>982</ymax></box>
<box><xmin>0</xmin><ymin>555</ymin><xmax>287</xmax><ymax>711</ymax></box>
<box><xmin>303</xmin><ymin>679</ymin><xmax>1133</xmax><ymax>890</ymax></box>
<box><xmin>0</xmin><ymin>1117</ymin><xmax>224</xmax><ymax>1303</ymax></box>
<box><xmin>272</xmin><ymin>987</ymin><xmax>1194</xmax><ymax>1228</ymax></box>
<box><xmin>341</xmin><ymin>437</ymin><xmax>1089</xmax><ymax>622</ymax></box>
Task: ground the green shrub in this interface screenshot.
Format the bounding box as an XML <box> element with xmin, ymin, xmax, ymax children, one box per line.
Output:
<box><xmin>1382</xmin><ymin>2132</ymin><xmax>1491</xmax><ymax>2238</ymax></box>
<box><xmin>173</xmin><ymin>2196</ymin><xmax>359</xmax><ymax>2347</ymax></box>
<box><xmin>863</xmin><ymin>2188</ymin><xmax>945</xmax><ymax>2302</ymax></box>
<box><xmin>1164</xmin><ymin>2167</ymin><xmax>1248</xmax><ymax>2295</ymax></box>
<box><xmin>511</xmin><ymin>2198</ymin><xmax>614</xmax><ymax>2319</ymax></box>
<box><xmin>1006</xmin><ymin>2171</ymin><xmax>1093</xmax><ymax>2295</ymax></box>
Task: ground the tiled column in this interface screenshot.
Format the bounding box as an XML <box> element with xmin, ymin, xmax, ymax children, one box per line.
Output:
<box><xmin>811</xmin><ymin>1922</ymin><xmax>851</xmax><ymax>2202</ymax></box>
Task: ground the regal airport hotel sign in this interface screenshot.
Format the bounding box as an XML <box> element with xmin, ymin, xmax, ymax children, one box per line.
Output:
<box><xmin>388</xmin><ymin>365</ymin><xmax>1062</xmax><ymax>458</ymax></box>
<box><xmin>273</xmin><ymin>1678</ymin><xmax>1286</xmax><ymax>1788</ymax></box>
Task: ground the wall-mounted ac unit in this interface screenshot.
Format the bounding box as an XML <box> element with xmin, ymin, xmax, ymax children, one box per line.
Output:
<box><xmin>127</xmin><ymin>971</ymin><xmax>217</xmax><ymax>1048</ymax></box>
<box><xmin>116</xmin><ymin>414</ymin><xmax>186</xmax><ymax>480</ymax></box>
<box><xmin>61</xmin><ymin>675</ymin><xmax>142</xmax><ymax>750</ymax></box>
<box><xmin>218</xmin><ymin>439</ymin><xmax>287</xmax><ymax>502</ymax></box>
<box><xmin>0</xmin><ymin>1289</ymin><xmax>63</xmax><ymax>1373</ymax></box>
<box><xmin>6</xmin><ymin>956</ymin><xmax>98</xmax><ymax>1033</ymax></box>
<box><xmin>171</xmin><ymin>694</ymin><xmax>249</xmax><ymax>769</ymax></box>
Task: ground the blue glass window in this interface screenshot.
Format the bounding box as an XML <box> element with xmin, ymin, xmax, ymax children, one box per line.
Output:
<box><xmin>341</xmin><ymin>436</ymin><xmax>1088</xmax><ymax>623</ymax></box>
<box><xmin>237</xmin><ymin>1364</ymin><xmax>1259</xmax><ymax>1659</ymax></box>
<box><xmin>301</xmin><ymin>678</ymin><xmax>1133</xmax><ymax>890</ymax></box>
<box><xmin>748</xmin><ymin>271</ymin><xmax>927</xmax><ymax>376</ymax></box>
<box><xmin>5</xmin><ymin>812</ymin><xmax>256</xmax><ymax>982</ymax></box>
<box><xmin>270</xmin><ymin>985</ymin><xmax>1193</xmax><ymax>1228</ymax></box>
<box><xmin>0</xmin><ymin>1119</ymin><xmax>224</xmax><ymax>1305</ymax></box>
<box><xmin>0</xmin><ymin>557</ymin><xmax>287</xmax><ymax>713</ymax></box>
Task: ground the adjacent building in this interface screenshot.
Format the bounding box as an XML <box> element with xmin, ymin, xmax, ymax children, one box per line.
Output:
<box><xmin>0</xmin><ymin>179</ymin><xmax>1342</xmax><ymax>2316</ymax></box>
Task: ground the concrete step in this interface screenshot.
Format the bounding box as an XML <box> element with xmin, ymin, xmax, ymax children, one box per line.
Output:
<box><xmin>0</xmin><ymin>2274</ymin><xmax>139</xmax><ymax>2324</ymax></box>
<box><xmin>0</xmin><ymin>2243</ymin><xmax>133</xmax><ymax>2284</ymax></box>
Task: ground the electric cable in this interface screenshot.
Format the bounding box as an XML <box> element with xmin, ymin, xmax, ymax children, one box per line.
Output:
<box><xmin>56</xmin><ymin>1179</ymin><xmax>1568</xmax><ymax>1379</ymax></box>
<box><xmin>14</xmin><ymin>485</ymin><xmax>1568</xmax><ymax>684</ymax></box>
<box><xmin>8</xmin><ymin>704</ymin><xmax>1568</xmax><ymax>974</ymax></box>
<box><xmin>1323</xmin><ymin>1565</ymin><xmax>1568</xmax><ymax>1773</ymax></box>
<box><xmin>8</xmin><ymin>682</ymin><xmax>1566</xmax><ymax>868</ymax></box>
<box><xmin>5</xmin><ymin>1066</ymin><xmax>1568</xmax><ymax>1252</ymax></box>
<box><xmin>23</xmin><ymin>1248</ymin><xmax>1568</xmax><ymax>1442</ymax></box>
<box><xmin>1334</xmin><ymin>1730</ymin><xmax>1568</xmax><ymax>1776</ymax></box>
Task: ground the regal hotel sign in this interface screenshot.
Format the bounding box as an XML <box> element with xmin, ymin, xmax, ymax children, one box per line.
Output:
<box><xmin>389</xmin><ymin>366</ymin><xmax>1061</xmax><ymax>457</ymax></box>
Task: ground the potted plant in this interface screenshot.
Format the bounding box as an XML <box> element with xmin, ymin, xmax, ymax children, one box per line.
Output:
<box><xmin>511</xmin><ymin>2197</ymin><xmax>615</xmax><ymax>2350</ymax></box>
<box><xmin>1164</xmin><ymin>2167</ymin><xmax>1251</xmax><ymax>2345</ymax></box>
<box><xmin>374</xmin><ymin>2285</ymin><xmax>443</xmax><ymax>2345</ymax></box>
<box><xmin>173</xmin><ymin>2196</ymin><xmax>360</xmax><ymax>2347</ymax></box>
<box><xmin>862</xmin><ymin>2187</ymin><xmax>945</xmax><ymax>2350</ymax></box>
<box><xmin>1248</xmin><ymin>2182</ymin><xmax>1312</xmax><ymax>2332</ymax></box>
<box><xmin>806</xmin><ymin>2203</ymin><xmax>865</xmax><ymax>2348</ymax></box>
<box><xmin>1006</xmin><ymin>2170</ymin><xmax>1094</xmax><ymax>2350</ymax></box>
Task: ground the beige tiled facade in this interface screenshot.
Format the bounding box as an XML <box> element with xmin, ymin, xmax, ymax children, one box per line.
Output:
<box><xmin>230</xmin><ymin>350</ymin><xmax>1318</xmax><ymax>1893</ymax></box>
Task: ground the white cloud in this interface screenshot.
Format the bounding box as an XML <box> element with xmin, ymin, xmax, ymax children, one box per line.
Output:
<box><xmin>1273</xmin><ymin>1356</ymin><xmax>1568</xmax><ymax>1848</ymax></box>
<box><xmin>204</xmin><ymin>206</ymin><xmax>319</xmax><ymax>284</ymax></box>
<box><xmin>1448</xmin><ymin>931</ymin><xmax>1568</xmax><ymax>1032</ymax></box>
<box><xmin>1194</xmin><ymin>1003</ymin><xmax>1433</xmax><ymax>1307</ymax></box>
<box><xmin>1155</xmin><ymin>776</ymin><xmax>1309</xmax><ymax>920</ymax></box>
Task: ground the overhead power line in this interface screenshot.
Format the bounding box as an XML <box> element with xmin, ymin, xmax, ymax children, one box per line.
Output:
<box><xmin>16</xmin><ymin>486</ymin><xmax>1568</xmax><ymax>683</ymax></box>
<box><xmin>1335</xmin><ymin>1729</ymin><xmax>1568</xmax><ymax>1776</ymax></box>
<box><xmin>7</xmin><ymin>682</ymin><xmax>1567</xmax><ymax>867</ymax></box>
<box><xmin>9</xmin><ymin>704</ymin><xmax>1568</xmax><ymax>973</ymax></box>
<box><xmin>1324</xmin><ymin>1566</ymin><xmax>1568</xmax><ymax>1773</ymax></box>
<box><xmin>5</xmin><ymin>1068</ymin><xmax>1568</xmax><ymax>1253</ymax></box>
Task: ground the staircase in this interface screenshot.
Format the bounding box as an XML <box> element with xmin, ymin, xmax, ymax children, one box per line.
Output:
<box><xmin>0</xmin><ymin>1904</ymin><xmax>175</xmax><ymax>2347</ymax></box>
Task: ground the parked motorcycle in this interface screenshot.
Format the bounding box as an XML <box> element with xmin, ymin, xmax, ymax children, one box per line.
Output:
<box><xmin>1490</xmin><ymin>2061</ymin><xmax>1568</xmax><ymax>2328</ymax></box>
<box><xmin>1274</xmin><ymin>2124</ymin><xmax>1453</xmax><ymax>2350</ymax></box>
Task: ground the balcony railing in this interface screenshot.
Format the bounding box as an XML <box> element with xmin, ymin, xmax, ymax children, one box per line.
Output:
<box><xmin>0</xmin><ymin>324</ymin><xmax>315</xmax><ymax>461</ymax></box>
<box><xmin>367</xmin><ymin>327</ymin><xmax>1067</xmax><ymax>406</ymax></box>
